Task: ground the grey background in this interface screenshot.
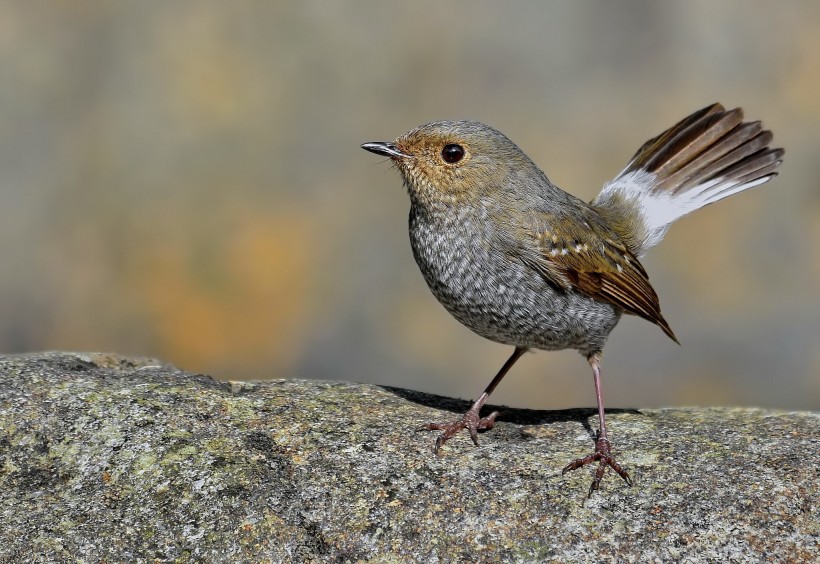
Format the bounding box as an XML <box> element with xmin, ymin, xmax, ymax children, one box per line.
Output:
<box><xmin>1</xmin><ymin>2</ymin><xmax>818</xmax><ymax>410</ymax></box>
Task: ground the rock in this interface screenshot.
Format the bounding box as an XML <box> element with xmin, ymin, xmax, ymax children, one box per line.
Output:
<box><xmin>0</xmin><ymin>352</ymin><xmax>817</xmax><ymax>562</ymax></box>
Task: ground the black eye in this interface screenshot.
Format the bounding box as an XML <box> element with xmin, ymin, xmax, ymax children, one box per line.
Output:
<box><xmin>441</xmin><ymin>144</ymin><xmax>465</xmax><ymax>164</ymax></box>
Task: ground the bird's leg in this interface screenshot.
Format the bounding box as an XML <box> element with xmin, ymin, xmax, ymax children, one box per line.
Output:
<box><xmin>426</xmin><ymin>347</ymin><xmax>527</xmax><ymax>453</ymax></box>
<box><xmin>562</xmin><ymin>352</ymin><xmax>633</xmax><ymax>496</ymax></box>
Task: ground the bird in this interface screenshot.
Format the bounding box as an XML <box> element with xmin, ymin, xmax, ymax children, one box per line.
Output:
<box><xmin>361</xmin><ymin>103</ymin><xmax>783</xmax><ymax>495</ymax></box>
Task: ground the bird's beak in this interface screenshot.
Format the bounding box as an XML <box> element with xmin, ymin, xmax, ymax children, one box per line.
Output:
<box><xmin>361</xmin><ymin>141</ymin><xmax>412</xmax><ymax>159</ymax></box>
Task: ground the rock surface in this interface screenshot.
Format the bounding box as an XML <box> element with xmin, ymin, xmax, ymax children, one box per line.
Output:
<box><xmin>0</xmin><ymin>352</ymin><xmax>818</xmax><ymax>562</ymax></box>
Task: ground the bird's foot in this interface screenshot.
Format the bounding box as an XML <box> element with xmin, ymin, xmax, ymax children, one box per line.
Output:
<box><xmin>425</xmin><ymin>408</ymin><xmax>500</xmax><ymax>453</ymax></box>
<box><xmin>562</xmin><ymin>434</ymin><xmax>633</xmax><ymax>497</ymax></box>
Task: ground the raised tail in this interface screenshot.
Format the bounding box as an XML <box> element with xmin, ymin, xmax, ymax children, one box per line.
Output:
<box><xmin>592</xmin><ymin>103</ymin><xmax>784</xmax><ymax>256</ymax></box>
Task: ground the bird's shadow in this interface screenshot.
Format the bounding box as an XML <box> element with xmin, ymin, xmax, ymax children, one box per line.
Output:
<box><xmin>380</xmin><ymin>385</ymin><xmax>641</xmax><ymax>440</ymax></box>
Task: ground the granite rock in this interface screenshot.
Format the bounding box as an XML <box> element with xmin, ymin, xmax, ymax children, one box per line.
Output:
<box><xmin>0</xmin><ymin>352</ymin><xmax>817</xmax><ymax>562</ymax></box>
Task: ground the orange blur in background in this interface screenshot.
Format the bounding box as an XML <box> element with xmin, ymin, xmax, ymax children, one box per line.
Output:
<box><xmin>1</xmin><ymin>3</ymin><xmax>818</xmax><ymax>410</ymax></box>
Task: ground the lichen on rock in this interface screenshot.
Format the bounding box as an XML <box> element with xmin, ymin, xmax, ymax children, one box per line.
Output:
<box><xmin>0</xmin><ymin>352</ymin><xmax>817</xmax><ymax>561</ymax></box>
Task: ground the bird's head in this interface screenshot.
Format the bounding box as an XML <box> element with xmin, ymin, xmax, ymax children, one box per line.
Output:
<box><xmin>362</xmin><ymin>121</ymin><xmax>541</xmax><ymax>209</ymax></box>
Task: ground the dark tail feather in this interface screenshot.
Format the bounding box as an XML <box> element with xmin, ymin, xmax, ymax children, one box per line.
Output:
<box><xmin>594</xmin><ymin>103</ymin><xmax>784</xmax><ymax>255</ymax></box>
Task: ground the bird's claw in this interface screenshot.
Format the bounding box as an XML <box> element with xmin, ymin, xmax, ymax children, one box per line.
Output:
<box><xmin>562</xmin><ymin>435</ymin><xmax>633</xmax><ymax>497</ymax></box>
<box><xmin>426</xmin><ymin>409</ymin><xmax>500</xmax><ymax>453</ymax></box>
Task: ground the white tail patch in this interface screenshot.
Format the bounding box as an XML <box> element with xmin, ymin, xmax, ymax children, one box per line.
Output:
<box><xmin>592</xmin><ymin>104</ymin><xmax>783</xmax><ymax>256</ymax></box>
<box><xmin>596</xmin><ymin>169</ymin><xmax>773</xmax><ymax>253</ymax></box>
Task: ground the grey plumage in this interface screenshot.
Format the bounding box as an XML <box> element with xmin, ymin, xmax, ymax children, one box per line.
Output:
<box><xmin>361</xmin><ymin>104</ymin><xmax>783</xmax><ymax>494</ymax></box>
<box><xmin>409</xmin><ymin>183</ymin><xmax>621</xmax><ymax>355</ymax></box>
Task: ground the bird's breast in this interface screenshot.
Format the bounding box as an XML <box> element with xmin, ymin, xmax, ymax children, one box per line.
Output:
<box><xmin>409</xmin><ymin>204</ymin><xmax>495</xmax><ymax>307</ymax></box>
<box><xmin>407</xmin><ymin>203</ymin><xmax>621</xmax><ymax>352</ymax></box>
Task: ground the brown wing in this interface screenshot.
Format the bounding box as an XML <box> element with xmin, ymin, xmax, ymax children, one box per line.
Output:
<box><xmin>522</xmin><ymin>212</ymin><xmax>678</xmax><ymax>343</ymax></box>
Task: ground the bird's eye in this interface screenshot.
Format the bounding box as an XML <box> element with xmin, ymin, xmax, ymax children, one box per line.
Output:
<box><xmin>441</xmin><ymin>144</ymin><xmax>465</xmax><ymax>164</ymax></box>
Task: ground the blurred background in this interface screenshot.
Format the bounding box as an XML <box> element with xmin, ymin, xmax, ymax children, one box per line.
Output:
<box><xmin>1</xmin><ymin>2</ymin><xmax>818</xmax><ymax>410</ymax></box>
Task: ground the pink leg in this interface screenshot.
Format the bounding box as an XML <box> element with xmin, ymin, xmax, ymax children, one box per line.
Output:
<box><xmin>427</xmin><ymin>347</ymin><xmax>527</xmax><ymax>452</ymax></box>
<box><xmin>562</xmin><ymin>352</ymin><xmax>633</xmax><ymax>496</ymax></box>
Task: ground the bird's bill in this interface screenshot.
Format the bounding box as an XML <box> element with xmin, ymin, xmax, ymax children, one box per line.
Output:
<box><xmin>360</xmin><ymin>142</ymin><xmax>412</xmax><ymax>159</ymax></box>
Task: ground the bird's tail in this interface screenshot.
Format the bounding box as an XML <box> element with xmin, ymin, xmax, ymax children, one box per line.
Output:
<box><xmin>592</xmin><ymin>103</ymin><xmax>784</xmax><ymax>256</ymax></box>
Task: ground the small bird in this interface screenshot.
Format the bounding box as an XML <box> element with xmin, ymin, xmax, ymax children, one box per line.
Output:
<box><xmin>361</xmin><ymin>104</ymin><xmax>783</xmax><ymax>495</ymax></box>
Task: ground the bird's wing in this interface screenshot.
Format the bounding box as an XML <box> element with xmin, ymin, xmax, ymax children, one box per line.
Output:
<box><xmin>515</xmin><ymin>209</ymin><xmax>678</xmax><ymax>342</ymax></box>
